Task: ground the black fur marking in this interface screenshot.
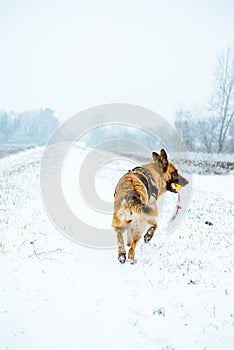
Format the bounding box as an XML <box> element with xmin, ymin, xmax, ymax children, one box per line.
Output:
<box><xmin>142</xmin><ymin>205</ymin><xmax>150</xmax><ymax>214</ymax></box>
<box><xmin>125</xmin><ymin>193</ymin><xmax>141</xmax><ymax>202</ymax></box>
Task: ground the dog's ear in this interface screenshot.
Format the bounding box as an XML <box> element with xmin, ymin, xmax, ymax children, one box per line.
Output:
<box><xmin>160</xmin><ymin>149</ymin><xmax>168</xmax><ymax>172</ymax></box>
<box><xmin>152</xmin><ymin>149</ymin><xmax>168</xmax><ymax>172</ymax></box>
<box><xmin>152</xmin><ymin>152</ymin><xmax>160</xmax><ymax>163</ymax></box>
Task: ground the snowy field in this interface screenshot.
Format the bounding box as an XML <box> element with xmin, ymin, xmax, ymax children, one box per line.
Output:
<box><xmin>0</xmin><ymin>146</ymin><xmax>234</xmax><ymax>350</ymax></box>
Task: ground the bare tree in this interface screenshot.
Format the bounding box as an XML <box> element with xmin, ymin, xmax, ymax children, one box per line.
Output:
<box><xmin>174</xmin><ymin>108</ymin><xmax>195</xmax><ymax>151</ymax></box>
<box><xmin>197</xmin><ymin>117</ymin><xmax>219</xmax><ymax>153</ymax></box>
<box><xmin>174</xmin><ymin>47</ymin><xmax>234</xmax><ymax>153</ymax></box>
<box><xmin>211</xmin><ymin>47</ymin><xmax>234</xmax><ymax>152</ymax></box>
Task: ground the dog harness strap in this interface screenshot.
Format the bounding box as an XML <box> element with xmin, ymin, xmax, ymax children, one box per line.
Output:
<box><xmin>131</xmin><ymin>167</ymin><xmax>158</xmax><ymax>199</ymax></box>
<box><xmin>134</xmin><ymin>172</ymin><xmax>151</xmax><ymax>198</ymax></box>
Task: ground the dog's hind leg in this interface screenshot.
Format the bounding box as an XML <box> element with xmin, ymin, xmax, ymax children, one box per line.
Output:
<box><xmin>127</xmin><ymin>229</ymin><xmax>132</xmax><ymax>247</ymax></box>
<box><xmin>128</xmin><ymin>233</ymin><xmax>141</xmax><ymax>263</ymax></box>
<box><xmin>115</xmin><ymin>227</ymin><xmax>126</xmax><ymax>264</ymax></box>
<box><xmin>144</xmin><ymin>219</ymin><xmax>158</xmax><ymax>243</ymax></box>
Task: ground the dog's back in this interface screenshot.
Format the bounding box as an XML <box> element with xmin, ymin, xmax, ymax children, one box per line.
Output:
<box><xmin>113</xmin><ymin>172</ymin><xmax>154</xmax><ymax>220</ymax></box>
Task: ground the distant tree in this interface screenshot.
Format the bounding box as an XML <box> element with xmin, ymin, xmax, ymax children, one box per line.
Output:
<box><xmin>174</xmin><ymin>109</ymin><xmax>198</xmax><ymax>151</ymax></box>
<box><xmin>0</xmin><ymin>112</ymin><xmax>10</xmax><ymax>143</ymax></box>
<box><xmin>196</xmin><ymin>117</ymin><xmax>219</xmax><ymax>153</ymax></box>
<box><xmin>227</xmin><ymin>119</ymin><xmax>234</xmax><ymax>152</ymax></box>
<box><xmin>86</xmin><ymin>113</ymin><xmax>106</xmax><ymax>146</ymax></box>
<box><xmin>210</xmin><ymin>47</ymin><xmax>234</xmax><ymax>152</ymax></box>
<box><xmin>31</xmin><ymin>108</ymin><xmax>59</xmax><ymax>145</ymax></box>
<box><xmin>174</xmin><ymin>47</ymin><xmax>234</xmax><ymax>153</ymax></box>
<box><xmin>0</xmin><ymin>108</ymin><xmax>59</xmax><ymax>145</ymax></box>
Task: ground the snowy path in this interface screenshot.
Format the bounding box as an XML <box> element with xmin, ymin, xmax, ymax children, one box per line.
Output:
<box><xmin>0</xmin><ymin>147</ymin><xmax>234</xmax><ymax>350</ymax></box>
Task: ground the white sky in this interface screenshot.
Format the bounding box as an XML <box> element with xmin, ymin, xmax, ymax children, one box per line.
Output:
<box><xmin>0</xmin><ymin>0</ymin><xmax>234</xmax><ymax>122</ymax></box>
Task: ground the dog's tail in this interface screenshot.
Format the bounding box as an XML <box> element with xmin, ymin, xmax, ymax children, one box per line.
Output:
<box><xmin>125</xmin><ymin>193</ymin><xmax>156</xmax><ymax>215</ymax></box>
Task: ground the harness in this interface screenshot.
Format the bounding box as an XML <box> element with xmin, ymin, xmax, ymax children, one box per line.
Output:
<box><xmin>130</xmin><ymin>167</ymin><xmax>158</xmax><ymax>199</ymax></box>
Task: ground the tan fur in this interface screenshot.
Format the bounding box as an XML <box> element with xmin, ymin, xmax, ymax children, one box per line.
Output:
<box><xmin>112</xmin><ymin>149</ymin><xmax>188</xmax><ymax>264</ymax></box>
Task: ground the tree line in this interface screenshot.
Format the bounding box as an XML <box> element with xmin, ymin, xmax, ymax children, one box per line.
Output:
<box><xmin>0</xmin><ymin>108</ymin><xmax>59</xmax><ymax>145</ymax></box>
<box><xmin>174</xmin><ymin>47</ymin><xmax>234</xmax><ymax>153</ymax></box>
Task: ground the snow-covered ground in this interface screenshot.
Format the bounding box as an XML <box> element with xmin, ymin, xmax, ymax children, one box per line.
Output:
<box><xmin>0</xmin><ymin>146</ymin><xmax>234</xmax><ymax>350</ymax></box>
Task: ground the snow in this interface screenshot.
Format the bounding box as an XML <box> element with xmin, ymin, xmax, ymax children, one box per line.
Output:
<box><xmin>175</xmin><ymin>152</ymin><xmax>234</xmax><ymax>163</ymax></box>
<box><xmin>192</xmin><ymin>173</ymin><xmax>234</xmax><ymax>201</ymax></box>
<box><xmin>0</xmin><ymin>146</ymin><xmax>234</xmax><ymax>350</ymax></box>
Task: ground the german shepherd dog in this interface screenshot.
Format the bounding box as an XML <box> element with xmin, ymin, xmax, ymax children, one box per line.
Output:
<box><xmin>112</xmin><ymin>149</ymin><xmax>189</xmax><ymax>264</ymax></box>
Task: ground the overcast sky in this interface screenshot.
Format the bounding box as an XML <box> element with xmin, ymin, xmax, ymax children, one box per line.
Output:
<box><xmin>0</xmin><ymin>0</ymin><xmax>234</xmax><ymax>122</ymax></box>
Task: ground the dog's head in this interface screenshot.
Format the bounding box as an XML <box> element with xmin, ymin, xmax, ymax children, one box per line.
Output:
<box><xmin>152</xmin><ymin>149</ymin><xmax>189</xmax><ymax>193</ymax></box>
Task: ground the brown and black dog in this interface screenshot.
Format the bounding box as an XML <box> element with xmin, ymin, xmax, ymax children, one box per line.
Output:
<box><xmin>112</xmin><ymin>149</ymin><xmax>189</xmax><ymax>264</ymax></box>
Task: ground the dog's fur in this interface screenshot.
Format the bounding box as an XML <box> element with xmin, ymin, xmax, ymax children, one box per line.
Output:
<box><xmin>112</xmin><ymin>149</ymin><xmax>189</xmax><ymax>263</ymax></box>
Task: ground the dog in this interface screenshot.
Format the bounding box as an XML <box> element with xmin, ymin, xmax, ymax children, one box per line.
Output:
<box><xmin>112</xmin><ymin>149</ymin><xmax>189</xmax><ymax>264</ymax></box>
